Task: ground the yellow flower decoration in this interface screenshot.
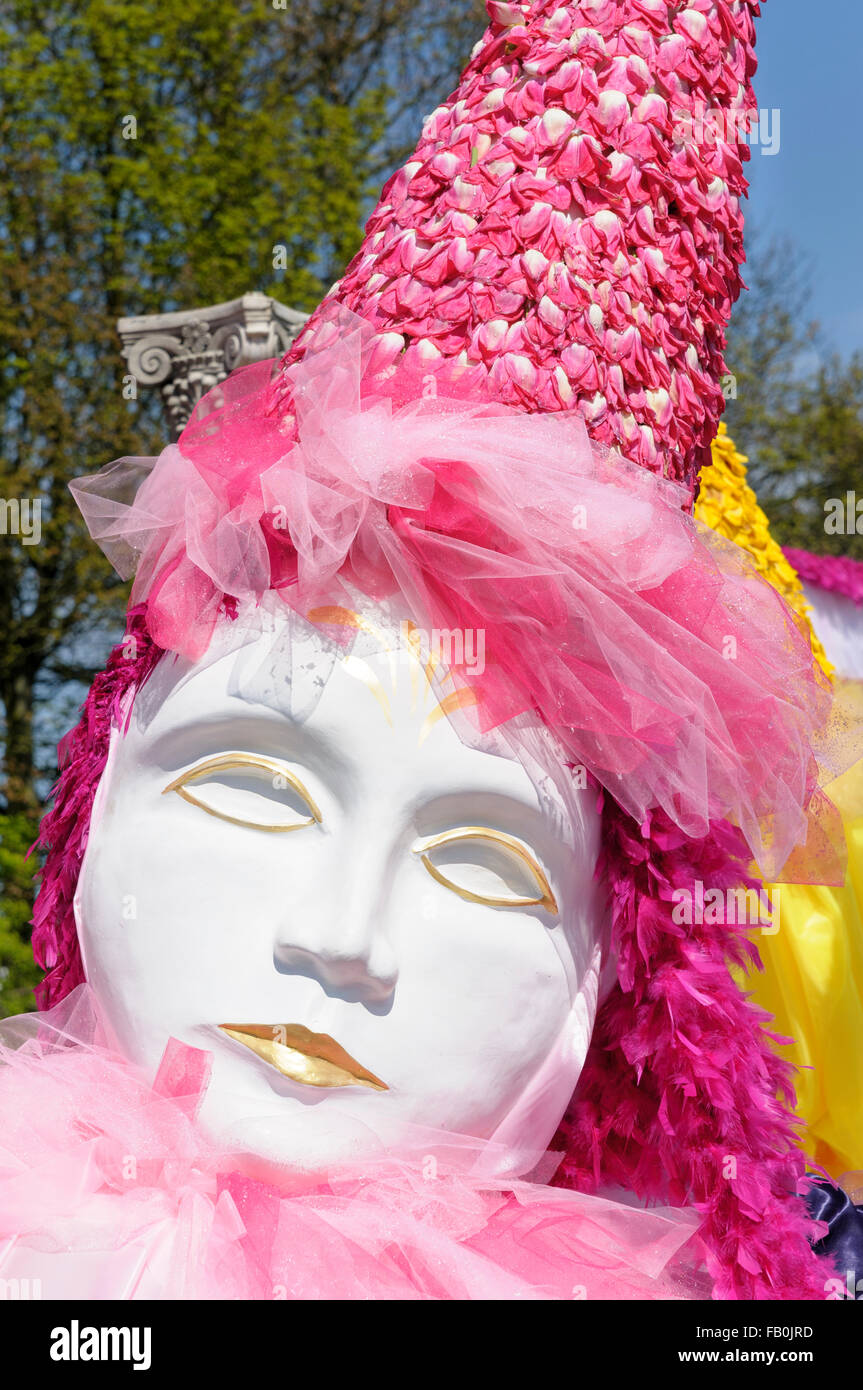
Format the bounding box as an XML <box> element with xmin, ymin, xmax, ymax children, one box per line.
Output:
<box><xmin>696</xmin><ymin>422</ymin><xmax>833</xmax><ymax>678</ymax></box>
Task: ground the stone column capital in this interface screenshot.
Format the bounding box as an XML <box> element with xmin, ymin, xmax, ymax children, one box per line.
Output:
<box><xmin>117</xmin><ymin>292</ymin><xmax>308</xmax><ymax>435</ymax></box>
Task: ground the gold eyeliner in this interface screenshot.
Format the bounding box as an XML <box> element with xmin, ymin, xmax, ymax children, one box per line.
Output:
<box><xmin>163</xmin><ymin>753</ymin><xmax>322</xmax><ymax>831</ymax></box>
<box><xmin>416</xmin><ymin>827</ymin><xmax>558</xmax><ymax>914</ymax></box>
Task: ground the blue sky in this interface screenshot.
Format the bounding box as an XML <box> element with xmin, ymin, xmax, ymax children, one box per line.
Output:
<box><xmin>744</xmin><ymin>0</ymin><xmax>863</xmax><ymax>357</ymax></box>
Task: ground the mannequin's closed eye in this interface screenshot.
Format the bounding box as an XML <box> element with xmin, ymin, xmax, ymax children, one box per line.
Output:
<box><xmin>163</xmin><ymin>754</ymin><xmax>322</xmax><ymax>832</ymax></box>
<box><xmin>414</xmin><ymin>828</ymin><xmax>558</xmax><ymax>914</ymax></box>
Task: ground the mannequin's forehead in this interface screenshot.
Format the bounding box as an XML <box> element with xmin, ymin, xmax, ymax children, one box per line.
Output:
<box><xmin>129</xmin><ymin>619</ymin><xmax>547</xmax><ymax>811</ymax></box>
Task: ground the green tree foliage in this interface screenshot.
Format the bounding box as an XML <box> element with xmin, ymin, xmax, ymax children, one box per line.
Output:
<box><xmin>724</xmin><ymin>235</ymin><xmax>863</xmax><ymax>559</ymax></box>
<box><xmin>0</xmin><ymin>811</ymin><xmax>39</xmax><ymax>1016</ymax></box>
<box><xmin>0</xmin><ymin>0</ymin><xmax>484</xmax><ymax>1002</ymax></box>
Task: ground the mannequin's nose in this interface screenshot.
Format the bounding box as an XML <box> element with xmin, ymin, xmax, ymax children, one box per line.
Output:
<box><xmin>273</xmin><ymin>864</ymin><xmax>399</xmax><ymax>1005</ymax></box>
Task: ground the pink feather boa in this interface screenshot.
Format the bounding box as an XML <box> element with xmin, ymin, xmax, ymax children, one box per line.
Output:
<box><xmin>553</xmin><ymin>795</ymin><xmax>831</xmax><ymax>1299</ymax></box>
<box><xmin>31</xmin><ymin>607</ymin><xmax>162</xmax><ymax>1005</ymax></box>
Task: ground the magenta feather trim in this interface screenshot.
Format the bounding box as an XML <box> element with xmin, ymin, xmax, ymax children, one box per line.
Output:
<box><xmin>785</xmin><ymin>547</ymin><xmax>863</xmax><ymax>607</ymax></box>
<box><xmin>31</xmin><ymin>608</ymin><xmax>164</xmax><ymax>1009</ymax></box>
<box><xmin>553</xmin><ymin>792</ymin><xmax>832</xmax><ymax>1299</ymax></box>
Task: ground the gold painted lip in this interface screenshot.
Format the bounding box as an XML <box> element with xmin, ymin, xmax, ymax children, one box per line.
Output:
<box><xmin>218</xmin><ymin>1023</ymin><xmax>388</xmax><ymax>1092</ymax></box>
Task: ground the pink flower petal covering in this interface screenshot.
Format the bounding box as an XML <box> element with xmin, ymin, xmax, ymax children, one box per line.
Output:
<box><xmin>785</xmin><ymin>548</ymin><xmax>863</xmax><ymax>607</ymax></box>
<box><xmin>272</xmin><ymin>0</ymin><xmax>762</xmax><ymax>503</ymax></box>
<box><xmin>70</xmin><ymin>311</ymin><xmax>859</xmax><ymax>885</ymax></box>
<box><xmin>0</xmin><ymin>987</ymin><xmax>713</xmax><ymax>1301</ymax></box>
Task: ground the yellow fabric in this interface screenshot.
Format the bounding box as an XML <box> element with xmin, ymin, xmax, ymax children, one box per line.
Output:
<box><xmin>751</xmin><ymin>799</ymin><xmax>863</xmax><ymax>1175</ymax></box>
<box><xmin>697</xmin><ymin>424</ymin><xmax>863</xmax><ymax>1174</ymax></box>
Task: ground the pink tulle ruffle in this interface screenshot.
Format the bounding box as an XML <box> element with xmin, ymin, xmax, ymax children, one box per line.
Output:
<box><xmin>69</xmin><ymin>311</ymin><xmax>858</xmax><ymax>882</ymax></box>
<box><xmin>0</xmin><ymin>987</ymin><xmax>711</xmax><ymax>1301</ymax></box>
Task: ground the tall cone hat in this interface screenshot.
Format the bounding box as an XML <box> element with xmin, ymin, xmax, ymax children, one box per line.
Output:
<box><xmin>276</xmin><ymin>0</ymin><xmax>761</xmax><ymax>505</ymax></box>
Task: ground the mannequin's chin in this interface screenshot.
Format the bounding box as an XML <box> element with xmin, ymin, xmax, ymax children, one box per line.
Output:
<box><xmin>198</xmin><ymin>1095</ymin><xmax>407</xmax><ymax>1180</ymax></box>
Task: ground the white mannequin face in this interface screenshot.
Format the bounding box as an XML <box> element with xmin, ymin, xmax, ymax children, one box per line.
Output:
<box><xmin>76</xmin><ymin>608</ymin><xmax>605</xmax><ymax>1172</ymax></box>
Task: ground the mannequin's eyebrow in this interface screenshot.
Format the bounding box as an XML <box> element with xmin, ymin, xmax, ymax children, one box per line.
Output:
<box><xmin>144</xmin><ymin>708</ymin><xmax>354</xmax><ymax>785</ymax></box>
<box><xmin>414</xmin><ymin>789</ymin><xmax>554</xmax><ymax>844</ymax></box>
